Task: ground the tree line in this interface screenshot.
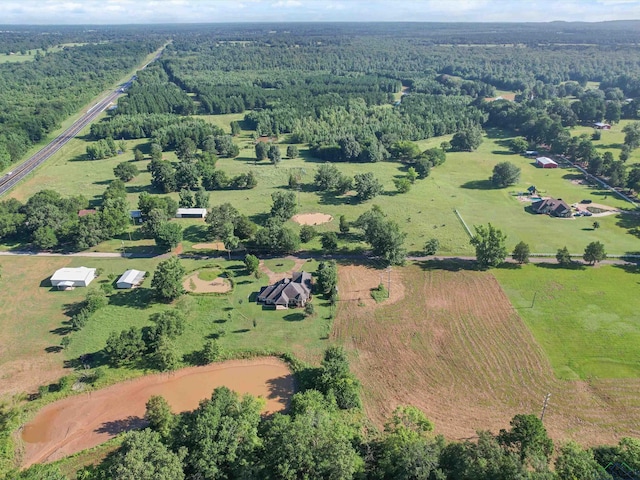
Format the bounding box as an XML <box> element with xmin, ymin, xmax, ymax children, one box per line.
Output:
<box><xmin>13</xmin><ymin>345</ymin><xmax>638</xmax><ymax>479</ymax></box>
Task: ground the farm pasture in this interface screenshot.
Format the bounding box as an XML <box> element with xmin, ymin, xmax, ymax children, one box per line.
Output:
<box><xmin>332</xmin><ymin>262</ymin><xmax>640</xmax><ymax>446</ymax></box>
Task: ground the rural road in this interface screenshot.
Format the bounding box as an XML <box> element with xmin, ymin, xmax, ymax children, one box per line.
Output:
<box><xmin>0</xmin><ymin>249</ymin><xmax>636</xmax><ymax>266</ymax></box>
<box><xmin>0</xmin><ymin>47</ymin><xmax>165</xmax><ymax>197</ymax></box>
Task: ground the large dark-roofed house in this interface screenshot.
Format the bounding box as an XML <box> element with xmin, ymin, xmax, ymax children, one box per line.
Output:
<box><xmin>257</xmin><ymin>271</ymin><xmax>312</xmax><ymax>308</ymax></box>
<box><xmin>531</xmin><ymin>197</ymin><xmax>572</xmax><ymax>217</ymax></box>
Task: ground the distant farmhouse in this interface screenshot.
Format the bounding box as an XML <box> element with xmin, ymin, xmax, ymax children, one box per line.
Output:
<box><xmin>257</xmin><ymin>272</ymin><xmax>312</xmax><ymax>309</ymax></box>
<box><xmin>535</xmin><ymin>157</ymin><xmax>558</xmax><ymax>169</ymax></box>
<box><xmin>531</xmin><ymin>198</ymin><xmax>572</xmax><ymax>218</ymax></box>
<box><xmin>116</xmin><ymin>269</ymin><xmax>146</xmax><ymax>289</ymax></box>
<box><xmin>593</xmin><ymin>122</ymin><xmax>611</xmax><ymax>130</ymax></box>
<box><xmin>50</xmin><ymin>267</ymin><xmax>96</xmax><ymax>290</ymax></box>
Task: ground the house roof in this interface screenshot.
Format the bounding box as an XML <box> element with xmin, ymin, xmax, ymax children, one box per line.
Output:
<box><xmin>259</xmin><ymin>271</ymin><xmax>312</xmax><ymax>305</ymax></box>
<box><xmin>536</xmin><ymin>157</ymin><xmax>558</xmax><ymax>166</ymax></box>
<box><xmin>117</xmin><ymin>269</ymin><xmax>146</xmax><ymax>286</ymax></box>
<box><xmin>176</xmin><ymin>208</ymin><xmax>207</xmax><ymax>216</ymax></box>
<box><xmin>594</xmin><ymin>122</ymin><xmax>611</xmax><ymax>127</ymax></box>
<box><xmin>78</xmin><ymin>209</ymin><xmax>97</xmax><ymax>217</ymax></box>
<box><xmin>51</xmin><ymin>267</ymin><xmax>96</xmax><ymax>283</ymax></box>
<box><xmin>532</xmin><ymin>198</ymin><xmax>571</xmax><ymax>215</ymax></box>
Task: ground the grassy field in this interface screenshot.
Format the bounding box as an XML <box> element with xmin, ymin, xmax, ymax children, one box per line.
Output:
<box><xmin>332</xmin><ymin>261</ymin><xmax>640</xmax><ymax>445</ymax></box>
<box><xmin>494</xmin><ymin>263</ymin><xmax>640</xmax><ymax>380</ymax></box>
<box><xmin>572</xmin><ymin>119</ymin><xmax>640</xmax><ymax>166</ymax></box>
<box><xmin>7</xmin><ymin>107</ymin><xmax>640</xmax><ymax>258</ymax></box>
<box><xmin>0</xmin><ymin>254</ymin><xmax>331</xmax><ymax>400</ymax></box>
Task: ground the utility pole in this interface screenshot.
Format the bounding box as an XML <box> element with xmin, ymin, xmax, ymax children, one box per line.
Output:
<box><xmin>540</xmin><ymin>393</ymin><xmax>551</xmax><ymax>421</ymax></box>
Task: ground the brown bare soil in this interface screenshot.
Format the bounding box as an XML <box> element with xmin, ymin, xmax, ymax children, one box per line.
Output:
<box><xmin>291</xmin><ymin>213</ymin><xmax>333</xmax><ymax>226</ymax></box>
<box><xmin>332</xmin><ymin>264</ymin><xmax>640</xmax><ymax>446</ymax></box>
<box><xmin>192</xmin><ymin>242</ymin><xmax>226</xmax><ymax>251</ymax></box>
<box><xmin>259</xmin><ymin>257</ymin><xmax>308</xmax><ymax>284</ymax></box>
<box><xmin>0</xmin><ymin>257</ymin><xmax>72</xmax><ymax>398</ymax></box>
<box><xmin>183</xmin><ymin>272</ymin><xmax>232</xmax><ymax>293</ymax></box>
<box><xmin>20</xmin><ymin>358</ymin><xmax>294</xmax><ymax>467</ymax></box>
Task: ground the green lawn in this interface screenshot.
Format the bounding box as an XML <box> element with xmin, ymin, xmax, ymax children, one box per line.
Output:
<box><xmin>66</xmin><ymin>257</ymin><xmax>332</xmax><ymax>370</ymax></box>
<box><xmin>7</xmin><ymin>114</ymin><xmax>640</xmax><ymax>256</ymax></box>
<box><xmin>572</xmin><ymin>119</ymin><xmax>640</xmax><ymax>166</ymax></box>
<box><xmin>263</xmin><ymin>258</ymin><xmax>296</xmax><ymax>273</ymax></box>
<box><xmin>494</xmin><ymin>264</ymin><xmax>640</xmax><ymax>380</ymax></box>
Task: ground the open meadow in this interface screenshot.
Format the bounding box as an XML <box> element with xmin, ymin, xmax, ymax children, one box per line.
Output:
<box><xmin>332</xmin><ymin>261</ymin><xmax>640</xmax><ymax>446</ymax></box>
<box><xmin>0</xmin><ymin>254</ymin><xmax>331</xmax><ymax>399</ymax></box>
<box><xmin>7</xmin><ymin>115</ymin><xmax>640</xmax><ymax>257</ymax></box>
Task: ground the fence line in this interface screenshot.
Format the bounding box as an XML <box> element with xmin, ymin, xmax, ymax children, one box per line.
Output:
<box><xmin>454</xmin><ymin>209</ymin><xmax>473</xmax><ymax>238</ymax></box>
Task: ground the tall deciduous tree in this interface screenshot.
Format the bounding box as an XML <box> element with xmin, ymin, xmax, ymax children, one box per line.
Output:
<box><xmin>511</xmin><ymin>241</ymin><xmax>530</xmax><ymax>264</ymax></box>
<box><xmin>470</xmin><ymin>223</ymin><xmax>507</xmax><ymax>269</ymax></box>
<box><xmin>105</xmin><ymin>429</ymin><xmax>185</xmax><ymax>480</ymax></box>
<box><xmin>491</xmin><ymin>162</ymin><xmax>521</xmax><ymax>187</ymax></box>
<box><xmin>583</xmin><ymin>241</ymin><xmax>607</xmax><ymax>265</ymax></box>
<box><xmin>151</xmin><ymin>256</ymin><xmax>185</xmax><ymax>301</ymax></box>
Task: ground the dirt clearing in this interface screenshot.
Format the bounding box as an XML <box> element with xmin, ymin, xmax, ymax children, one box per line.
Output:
<box><xmin>332</xmin><ymin>264</ymin><xmax>640</xmax><ymax>446</ymax></box>
<box><xmin>259</xmin><ymin>257</ymin><xmax>308</xmax><ymax>284</ymax></box>
<box><xmin>21</xmin><ymin>358</ymin><xmax>294</xmax><ymax>467</ymax></box>
<box><xmin>183</xmin><ymin>272</ymin><xmax>232</xmax><ymax>293</ymax></box>
<box><xmin>291</xmin><ymin>213</ymin><xmax>333</xmax><ymax>225</ymax></box>
<box><xmin>191</xmin><ymin>242</ymin><xmax>226</xmax><ymax>251</ymax></box>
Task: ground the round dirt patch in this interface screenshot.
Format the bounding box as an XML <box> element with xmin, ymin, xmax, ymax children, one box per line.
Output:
<box><xmin>192</xmin><ymin>242</ymin><xmax>226</xmax><ymax>251</ymax></box>
<box><xmin>183</xmin><ymin>272</ymin><xmax>232</xmax><ymax>293</ymax></box>
<box><xmin>291</xmin><ymin>213</ymin><xmax>333</xmax><ymax>226</ymax></box>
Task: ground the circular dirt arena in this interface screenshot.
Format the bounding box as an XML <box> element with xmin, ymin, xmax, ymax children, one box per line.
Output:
<box><xmin>183</xmin><ymin>272</ymin><xmax>232</xmax><ymax>293</ymax></box>
<box><xmin>291</xmin><ymin>213</ymin><xmax>333</xmax><ymax>226</ymax></box>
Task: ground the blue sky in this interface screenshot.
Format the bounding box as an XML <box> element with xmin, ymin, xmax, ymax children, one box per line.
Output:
<box><xmin>1</xmin><ymin>0</ymin><xmax>640</xmax><ymax>24</ymax></box>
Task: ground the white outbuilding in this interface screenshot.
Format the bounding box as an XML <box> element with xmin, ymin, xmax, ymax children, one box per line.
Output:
<box><xmin>176</xmin><ymin>208</ymin><xmax>207</xmax><ymax>219</ymax></box>
<box><xmin>50</xmin><ymin>267</ymin><xmax>96</xmax><ymax>290</ymax></box>
<box><xmin>116</xmin><ymin>269</ymin><xmax>146</xmax><ymax>289</ymax></box>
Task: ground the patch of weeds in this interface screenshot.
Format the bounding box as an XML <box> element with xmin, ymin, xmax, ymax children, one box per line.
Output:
<box><xmin>370</xmin><ymin>283</ymin><xmax>389</xmax><ymax>303</ymax></box>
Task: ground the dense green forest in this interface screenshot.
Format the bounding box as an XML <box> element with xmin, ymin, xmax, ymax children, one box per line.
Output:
<box><xmin>0</xmin><ymin>32</ymin><xmax>163</xmax><ymax>170</ymax></box>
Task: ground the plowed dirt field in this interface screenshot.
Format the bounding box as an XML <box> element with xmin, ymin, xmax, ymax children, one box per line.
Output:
<box><xmin>332</xmin><ymin>264</ymin><xmax>640</xmax><ymax>446</ymax></box>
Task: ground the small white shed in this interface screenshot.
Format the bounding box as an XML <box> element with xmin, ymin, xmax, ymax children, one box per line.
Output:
<box><xmin>176</xmin><ymin>208</ymin><xmax>207</xmax><ymax>219</ymax></box>
<box><xmin>50</xmin><ymin>267</ymin><xmax>96</xmax><ymax>290</ymax></box>
<box><xmin>116</xmin><ymin>269</ymin><xmax>146</xmax><ymax>289</ymax></box>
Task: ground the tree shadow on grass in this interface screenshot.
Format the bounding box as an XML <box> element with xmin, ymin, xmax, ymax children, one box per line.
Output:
<box><xmin>232</xmin><ymin>328</ymin><xmax>251</xmax><ymax>333</ymax></box>
<box><xmin>283</xmin><ymin>312</ymin><xmax>305</xmax><ymax>322</ymax></box>
<box><xmin>50</xmin><ymin>322</ymin><xmax>74</xmax><ymax>336</ymax></box>
<box><xmin>109</xmin><ymin>288</ymin><xmax>155</xmax><ymax>309</ymax></box>
<box><xmin>318</xmin><ymin>192</ymin><xmax>353</xmax><ymax>206</ymax></box>
<box><xmin>183</xmin><ymin>224</ymin><xmax>208</xmax><ymax>244</ymax></box>
<box><xmin>64</xmin><ymin>350</ymin><xmax>109</xmax><ymax>369</ymax></box>
<box><xmin>45</xmin><ymin>346</ymin><xmax>63</xmax><ymax>353</ymax></box>
<box><xmin>95</xmin><ymin>416</ymin><xmax>146</xmax><ymax>435</ymax></box>
<box><xmin>491</xmin><ymin>150</ymin><xmax>514</xmax><ymax>156</ymax></box>
<box><xmin>415</xmin><ymin>258</ymin><xmax>478</xmax><ymax>272</ymax></box>
<box><xmin>533</xmin><ymin>262</ymin><xmax>586</xmax><ymax>271</ymax></box>
<box><xmin>562</xmin><ymin>173</ymin><xmax>584</xmax><ymax>181</ymax></box>
<box><xmin>460</xmin><ymin>179</ymin><xmax>496</xmax><ymax>190</ymax></box>
<box><xmin>125</xmin><ymin>184</ymin><xmax>155</xmax><ymax>195</ymax></box>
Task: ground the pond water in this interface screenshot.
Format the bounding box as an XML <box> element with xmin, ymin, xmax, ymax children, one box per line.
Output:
<box><xmin>21</xmin><ymin>358</ymin><xmax>294</xmax><ymax>467</ymax></box>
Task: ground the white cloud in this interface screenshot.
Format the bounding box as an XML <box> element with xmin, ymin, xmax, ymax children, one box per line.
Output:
<box><xmin>1</xmin><ymin>0</ymin><xmax>640</xmax><ymax>24</ymax></box>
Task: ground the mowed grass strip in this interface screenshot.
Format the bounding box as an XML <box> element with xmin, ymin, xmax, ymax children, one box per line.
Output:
<box><xmin>494</xmin><ymin>263</ymin><xmax>640</xmax><ymax>380</ymax></box>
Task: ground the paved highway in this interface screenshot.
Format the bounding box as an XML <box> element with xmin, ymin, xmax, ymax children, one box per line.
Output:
<box><xmin>0</xmin><ymin>49</ymin><xmax>163</xmax><ymax>197</ymax></box>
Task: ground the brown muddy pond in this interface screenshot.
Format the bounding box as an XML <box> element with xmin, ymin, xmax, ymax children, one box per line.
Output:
<box><xmin>21</xmin><ymin>358</ymin><xmax>294</xmax><ymax>467</ymax></box>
